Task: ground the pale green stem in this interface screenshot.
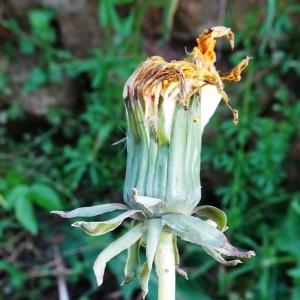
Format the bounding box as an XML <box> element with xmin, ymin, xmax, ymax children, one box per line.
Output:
<box><xmin>155</xmin><ymin>230</ymin><xmax>175</xmax><ymax>300</ymax></box>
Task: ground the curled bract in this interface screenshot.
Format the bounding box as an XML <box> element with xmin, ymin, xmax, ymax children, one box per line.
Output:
<box><xmin>52</xmin><ymin>191</ymin><xmax>255</xmax><ymax>297</ymax></box>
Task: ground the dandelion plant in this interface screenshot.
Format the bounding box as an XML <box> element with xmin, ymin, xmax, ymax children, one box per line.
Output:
<box><xmin>52</xmin><ymin>26</ymin><xmax>255</xmax><ymax>300</ymax></box>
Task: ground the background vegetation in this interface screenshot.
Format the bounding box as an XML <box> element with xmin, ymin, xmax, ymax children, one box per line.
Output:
<box><xmin>1</xmin><ymin>0</ymin><xmax>300</xmax><ymax>299</ymax></box>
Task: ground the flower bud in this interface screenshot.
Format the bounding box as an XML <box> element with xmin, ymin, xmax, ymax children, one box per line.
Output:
<box><xmin>123</xmin><ymin>26</ymin><xmax>248</xmax><ymax>215</ymax></box>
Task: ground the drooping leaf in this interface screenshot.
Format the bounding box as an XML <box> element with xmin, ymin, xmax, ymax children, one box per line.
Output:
<box><xmin>202</xmin><ymin>246</ymin><xmax>242</xmax><ymax>266</ymax></box>
<box><xmin>162</xmin><ymin>214</ymin><xmax>255</xmax><ymax>258</ymax></box>
<box><xmin>173</xmin><ymin>236</ymin><xmax>188</xmax><ymax>279</ymax></box>
<box><xmin>51</xmin><ymin>203</ymin><xmax>129</xmax><ymax>218</ymax></box>
<box><xmin>139</xmin><ymin>219</ymin><xmax>163</xmax><ymax>297</ymax></box>
<box><xmin>30</xmin><ymin>183</ymin><xmax>63</xmax><ymax>211</ymax></box>
<box><xmin>138</xmin><ymin>262</ymin><xmax>151</xmax><ymax>299</ymax></box>
<box><xmin>173</xmin><ymin>236</ymin><xmax>180</xmax><ymax>267</ymax></box>
<box><xmin>193</xmin><ymin>205</ymin><xmax>227</xmax><ymax>231</ymax></box>
<box><xmin>72</xmin><ymin>210</ymin><xmax>143</xmax><ymax>236</ymax></box>
<box><xmin>146</xmin><ymin>219</ymin><xmax>163</xmax><ymax>268</ymax></box>
<box><xmin>93</xmin><ymin>223</ymin><xmax>145</xmax><ymax>286</ymax></box>
<box><xmin>123</xmin><ymin>238</ymin><xmax>140</xmax><ymax>284</ymax></box>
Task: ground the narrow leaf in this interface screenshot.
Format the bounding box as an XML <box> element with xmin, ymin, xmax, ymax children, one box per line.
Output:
<box><xmin>139</xmin><ymin>219</ymin><xmax>163</xmax><ymax>298</ymax></box>
<box><xmin>146</xmin><ymin>219</ymin><xmax>163</xmax><ymax>268</ymax></box>
<box><xmin>72</xmin><ymin>210</ymin><xmax>143</xmax><ymax>236</ymax></box>
<box><xmin>173</xmin><ymin>236</ymin><xmax>188</xmax><ymax>279</ymax></box>
<box><xmin>51</xmin><ymin>203</ymin><xmax>129</xmax><ymax>218</ymax></box>
<box><xmin>173</xmin><ymin>236</ymin><xmax>180</xmax><ymax>267</ymax></box>
<box><xmin>162</xmin><ymin>0</ymin><xmax>179</xmax><ymax>40</ymax></box>
<box><xmin>123</xmin><ymin>239</ymin><xmax>140</xmax><ymax>284</ymax></box>
<box><xmin>193</xmin><ymin>205</ymin><xmax>227</xmax><ymax>231</ymax></box>
<box><xmin>93</xmin><ymin>223</ymin><xmax>145</xmax><ymax>286</ymax></box>
<box><xmin>15</xmin><ymin>193</ymin><xmax>38</xmax><ymax>235</ymax></box>
<box><xmin>202</xmin><ymin>246</ymin><xmax>242</xmax><ymax>266</ymax></box>
<box><xmin>138</xmin><ymin>262</ymin><xmax>151</xmax><ymax>299</ymax></box>
<box><xmin>30</xmin><ymin>183</ymin><xmax>62</xmax><ymax>211</ymax></box>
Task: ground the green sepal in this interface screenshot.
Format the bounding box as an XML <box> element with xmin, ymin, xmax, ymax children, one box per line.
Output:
<box><xmin>138</xmin><ymin>262</ymin><xmax>151</xmax><ymax>299</ymax></box>
<box><xmin>71</xmin><ymin>210</ymin><xmax>144</xmax><ymax>236</ymax></box>
<box><xmin>138</xmin><ymin>219</ymin><xmax>163</xmax><ymax>298</ymax></box>
<box><xmin>132</xmin><ymin>188</ymin><xmax>164</xmax><ymax>215</ymax></box>
<box><xmin>173</xmin><ymin>235</ymin><xmax>188</xmax><ymax>280</ymax></box>
<box><xmin>163</xmin><ymin>213</ymin><xmax>255</xmax><ymax>259</ymax></box>
<box><xmin>193</xmin><ymin>205</ymin><xmax>227</xmax><ymax>231</ymax></box>
<box><xmin>173</xmin><ymin>235</ymin><xmax>180</xmax><ymax>267</ymax></box>
<box><xmin>146</xmin><ymin>219</ymin><xmax>163</xmax><ymax>268</ymax></box>
<box><xmin>51</xmin><ymin>203</ymin><xmax>129</xmax><ymax>218</ymax></box>
<box><xmin>202</xmin><ymin>246</ymin><xmax>242</xmax><ymax>266</ymax></box>
<box><xmin>93</xmin><ymin>223</ymin><xmax>145</xmax><ymax>286</ymax></box>
<box><xmin>122</xmin><ymin>238</ymin><xmax>141</xmax><ymax>284</ymax></box>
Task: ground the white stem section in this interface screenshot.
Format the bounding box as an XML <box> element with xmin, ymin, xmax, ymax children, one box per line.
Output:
<box><xmin>155</xmin><ymin>231</ymin><xmax>175</xmax><ymax>300</ymax></box>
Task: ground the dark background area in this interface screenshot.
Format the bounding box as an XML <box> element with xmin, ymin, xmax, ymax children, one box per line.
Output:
<box><xmin>0</xmin><ymin>0</ymin><xmax>300</xmax><ymax>299</ymax></box>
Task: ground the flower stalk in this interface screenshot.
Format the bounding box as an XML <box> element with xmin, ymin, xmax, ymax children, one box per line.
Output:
<box><xmin>52</xmin><ymin>26</ymin><xmax>255</xmax><ymax>300</ymax></box>
<box><xmin>155</xmin><ymin>230</ymin><xmax>176</xmax><ymax>300</ymax></box>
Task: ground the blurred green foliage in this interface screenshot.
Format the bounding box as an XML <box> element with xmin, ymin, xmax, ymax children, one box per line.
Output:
<box><xmin>0</xmin><ymin>0</ymin><xmax>300</xmax><ymax>299</ymax></box>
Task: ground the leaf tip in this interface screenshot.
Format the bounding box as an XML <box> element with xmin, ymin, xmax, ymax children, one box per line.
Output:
<box><xmin>120</xmin><ymin>278</ymin><xmax>130</xmax><ymax>286</ymax></box>
<box><xmin>176</xmin><ymin>267</ymin><xmax>189</xmax><ymax>280</ymax></box>
<box><xmin>71</xmin><ymin>221</ymin><xmax>82</xmax><ymax>228</ymax></box>
<box><xmin>50</xmin><ymin>210</ymin><xmax>66</xmax><ymax>217</ymax></box>
<box><xmin>246</xmin><ymin>250</ymin><xmax>256</xmax><ymax>258</ymax></box>
<box><xmin>227</xmin><ymin>259</ymin><xmax>243</xmax><ymax>266</ymax></box>
<box><xmin>141</xmin><ymin>290</ymin><xmax>147</xmax><ymax>299</ymax></box>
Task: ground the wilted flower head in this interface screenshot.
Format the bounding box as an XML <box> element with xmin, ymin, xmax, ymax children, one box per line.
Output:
<box><xmin>123</xmin><ymin>26</ymin><xmax>249</xmax><ymax>215</ymax></box>
<box><xmin>53</xmin><ymin>26</ymin><xmax>255</xmax><ymax>297</ymax></box>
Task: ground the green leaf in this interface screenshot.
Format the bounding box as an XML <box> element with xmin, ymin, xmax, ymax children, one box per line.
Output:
<box><xmin>30</xmin><ymin>183</ymin><xmax>62</xmax><ymax>211</ymax></box>
<box><xmin>93</xmin><ymin>223</ymin><xmax>145</xmax><ymax>286</ymax></box>
<box><xmin>23</xmin><ymin>67</ymin><xmax>47</xmax><ymax>93</ymax></box>
<box><xmin>72</xmin><ymin>210</ymin><xmax>144</xmax><ymax>236</ymax></box>
<box><xmin>0</xmin><ymin>261</ymin><xmax>26</xmax><ymax>288</ymax></box>
<box><xmin>15</xmin><ymin>191</ymin><xmax>38</xmax><ymax>235</ymax></box>
<box><xmin>0</xmin><ymin>194</ymin><xmax>8</xmax><ymax>210</ymax></box>
<box><xmin>19</xmin><ymin>38</ymin><xmax>35</xmax><ymax>55</ymax></box>
<box><xmin>162</xmin><ymin>0</ymin><xmax>179</xmax><ymax>40</ymax></box>
<box><xmin>193</xmin><ymin>205</ymin><xmax>227</xmax><ymax>231</ymax></box>
<box><xmin>6</xmin><ymin>185</ymin><xmax>29</xmax><ymax>209</ymax></box>
<box><xmin>28</xmin><ymin>8</ymin><xmax>56</xmax><ymax>44</ymax></box>
<box><xmin>98</xmin><ymin>0</ymin><xmax>109</xmax><ymax>27</ymax></box>
<box><xmin>52</xmin><ymin>203</ymin><xmax>129</xmax><ymax>218</ymax></box>
<box><xmin>288</xmin><ymin>268</ymin><xmax>300</xmax><ymax>279</ymax></box>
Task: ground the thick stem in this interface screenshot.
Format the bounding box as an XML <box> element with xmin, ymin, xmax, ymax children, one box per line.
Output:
<box><xmin>155</xmin><ymin>231</ymin><xmax>175</xmax><ymax>300</ymax></box>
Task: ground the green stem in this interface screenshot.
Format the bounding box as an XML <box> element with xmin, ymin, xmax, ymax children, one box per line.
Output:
<box><xmin>155</xmin><ymin>231</ymin><xmax>175</xmax><ymax>300</ymax></box>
